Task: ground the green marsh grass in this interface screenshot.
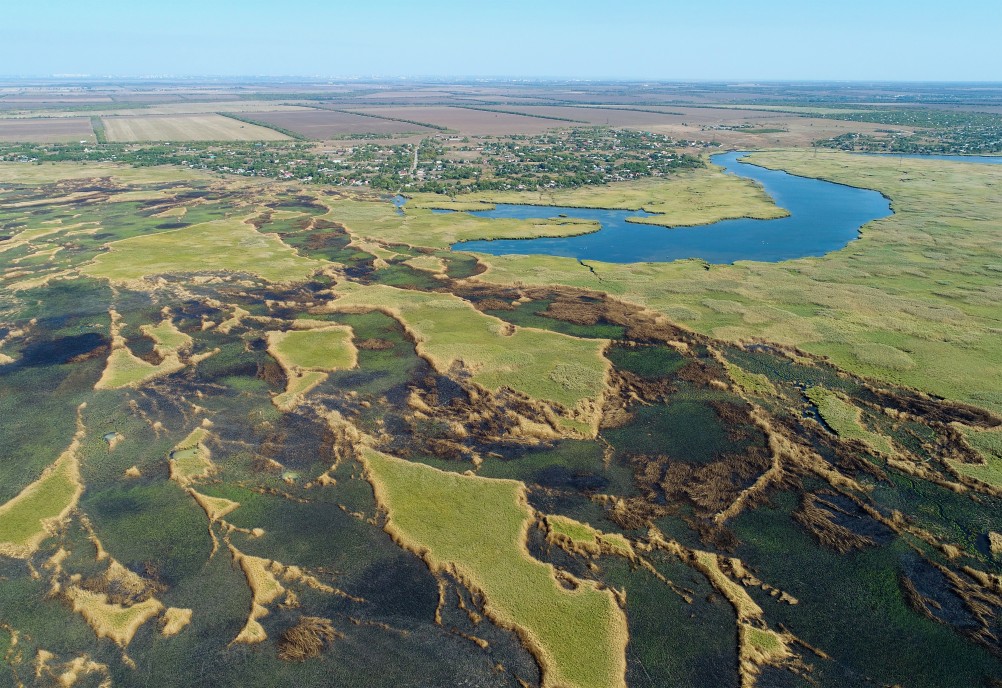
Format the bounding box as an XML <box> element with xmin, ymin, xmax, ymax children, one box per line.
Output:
<box><xmin>361</xmin><ymin>447</ymin><xmax>628</xmax><ymax>688</ymax></box>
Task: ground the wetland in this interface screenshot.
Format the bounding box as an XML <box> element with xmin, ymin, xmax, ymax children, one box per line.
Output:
<box><xmin>451</xmin><ymin>151</ymin><xmax>893</xmax><ymax>263</ymax></box>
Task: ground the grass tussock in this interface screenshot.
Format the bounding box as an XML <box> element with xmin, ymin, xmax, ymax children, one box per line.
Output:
<box><xmin>950</xmin><ymin>426</ymin><xmax>1002</xmax><ymax>488</ymax></box>
<box><xmin>65</xmin><ymin>587</ymin><xmax>164</xmax><ymax>648</ymax></box>
<box><xmin>267</xmin><ymin>326</ymin><xmax>357</xmax><ymax>372</ymax></box>
<box><xmin>277</xmin><ymin>616</ymin><xmax>342</xmax><ymax>662</ymax></box>
<box><xmin>230</xmin><ymin>546</ymin><xmax>285</xmax><ymax>645</ymax></box>
<box><xmin>32</xmin><ymin>651</ymin><xmax>111</xmax><ymax>687</ymax></box>
<box><xmin>140</xmin><ymin>317</ymin><xmax>192</xmax><ymax>357</ymax></box>
<box><xmin>190</xmin><ymin>491</ymin><xmax>239</xmax><ymax>522</ymax></box>
<box><xmin>95</xmin><ymin>310</ymin><xmax>188</xmax><ymax>390</ymax></box>
<box><xmin>96</xmin><ymin>346</ymin><xmax>185</xmax><ymax>390</ymax></box>
<box><xmin>723</xmin><ymin>360</ymin><xmax>778</xmax><ymax>397</ymax></box>
<box><xmin>160</xmin><ymin>608</ymin><xmax>193</xmax><ymax>637</ymax></box>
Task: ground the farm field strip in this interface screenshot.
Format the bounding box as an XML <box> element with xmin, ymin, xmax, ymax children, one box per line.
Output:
<box><xmin>0</xmin><ymin>117</ymin><xmax>96</xmax><ymax>143</ymax></box>
<box><xmin>486</xmin><ymin>105</ymin><xmax>692</xmax><ymax>127</ymax></box>
<box><xmin>101</xmin><ymin>114</ymin><xmax>291</xmax><ymax>141</ymax></box>
<box><xmin>248</xmin><ymin>109</ymin><xmax>437</xmax><ymax>137</ymax></box>
<box><xmin>0</xmin><ymin>100</ymin><xmax>314</xmax><ymax>119</ymax></box>
<box><xmin>350</xmin><ymin>106</ymin><xmax>567</xmax><ymax>134</ymax></box>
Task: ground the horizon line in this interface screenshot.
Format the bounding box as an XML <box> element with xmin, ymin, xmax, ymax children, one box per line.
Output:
<box><xmin>2</xmin><ymin>75</ymin><xmax>1002</xmax><ymax>86</ymax></box>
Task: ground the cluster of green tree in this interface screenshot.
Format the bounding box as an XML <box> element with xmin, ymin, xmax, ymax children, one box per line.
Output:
<box><xmin>814</xmin><ymin>108</ymin><xmax>1002</xmax><ymax>153</ymax></box>
<box><xmin>818</xmin><ymin>130</ymin><xmax>1002</xmax><ymax>155</ymax></box>
<box><xmin>0</xmin><ymin>141</ymin><xmax>341</xmax><ymax>181</ymax></box>
<box><xmin>818</xmin><ymin>108</ymin><xmax>1002</xmax><ymax>130</ymax></box>
<box><xmin>0</xmin><ymin>126</ymin><xmax>705</xmax><ymax>194</ymax></box>
<box><xmin>89</xmin><ymin>116</ymin><xmax>107</xmax><ymax>144</ymax></box>
<box><xmin>458</xmin><ymin>128</ymin><xmax>703</xmax><ymax>193</ymax></box>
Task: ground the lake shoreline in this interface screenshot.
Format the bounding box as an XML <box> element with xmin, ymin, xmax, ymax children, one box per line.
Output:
<box><xmin>449</xmin><ymin>151</ymin><xmax>893</xmax><ymax>264</ymax></box>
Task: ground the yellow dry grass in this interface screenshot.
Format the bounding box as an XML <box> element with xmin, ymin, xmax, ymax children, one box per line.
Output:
<box><xmin>190</xmin><ymin>491</ymin><xmax>240</xmax><ymax>522</ymax></box>
<box><xmin>95</xmin><ymin>347</ymin><xmax>185</xmax><ymax>390</ymax></box>
<box><xmin>160</xmin><ymin>608</ymin><xmax>193</xmax><ymax>637</ymax></box>
<box><xmin>168</xmin><ymin>426</ymin><xmax>215</xmax><ymax>486</ymax></box>
<box><xmin>140</xmin><ymin>316</ymin><xmax>192</xmax><ymax>357</ymax></box>
<box><xmin>272</xmin><ymin>371</ymin><xmax>329</xmax><ymax>412</ymax></box>
<box><xmin>32</xmin><ymin>650</ymin><xmax>111</xmax><ymax>688</ymax></box>
<box><xmin>64</xmin><ymin>587</ymin><xmax>163</xmax><ymax>648</ymax></box>
<box><xmin>104</xmin><ymin>560</ymin><xmax>154</xmax><ymax>600</ymax></box>
<box><xmin>546</xmin><ymin>515</ymin><xmax>635</xmax><ymax>559</ymax></box>
<box><xmin>217</xmin><ymin>305</ymin><xmax>250</xmax><ymax>334</ymax></box>
<box><xmin>230</xmin><ymin>546</ymin><xmax>286</xmax><ymax>645</ymax></box>
<box><xmin>740</xmin><ymin>623</ymin><xmax>792</xmax><ymax>684</ymax></box>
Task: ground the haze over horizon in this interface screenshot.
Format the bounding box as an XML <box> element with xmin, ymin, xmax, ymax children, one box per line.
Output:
<box><xmin>3</xmin><ymin>0</ymin><xmax>1000</xmax><ymax>82</ymax></box>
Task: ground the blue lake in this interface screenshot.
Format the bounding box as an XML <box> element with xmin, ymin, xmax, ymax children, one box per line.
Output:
<box><xmin>448</xmin><ymin>151</ymin><xmax>894</xmax><ymax>264</ymax></box>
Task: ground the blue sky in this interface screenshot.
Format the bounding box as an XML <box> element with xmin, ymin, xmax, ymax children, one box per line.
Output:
<box><xmin>3</xmin><ymin>0</ymin><xmax>999</xmax><ymax>80</ymax></box>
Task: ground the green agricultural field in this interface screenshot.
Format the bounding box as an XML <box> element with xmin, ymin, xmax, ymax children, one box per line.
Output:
<box><xmin>360</xmin><ymin>447</ymin><xmax>628</xmax><ymax>688</ymax></box>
